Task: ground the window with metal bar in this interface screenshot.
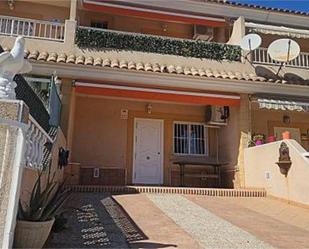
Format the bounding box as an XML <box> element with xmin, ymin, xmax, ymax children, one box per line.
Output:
<box><xmin>173</xmin><ymin>122</ymin><xmax>207</xmax><ymax>155</ymax></box>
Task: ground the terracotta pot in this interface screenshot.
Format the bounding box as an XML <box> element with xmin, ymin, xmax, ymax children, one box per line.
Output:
<box><xmin>282</xmin><ymin>131</ymin><xmax>291</xmax><ymax>140</ymax></box>
<box><xmin>14</xmin><ymin>218</ymin><xmax>55</xmax><ymax>248</ymax></box>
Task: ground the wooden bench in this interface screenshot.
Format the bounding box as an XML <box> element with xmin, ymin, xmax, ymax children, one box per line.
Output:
<box><xmin>172</xmin><ymin>157</ymin><xmax>229</xmax><ymax>187</ymax></box>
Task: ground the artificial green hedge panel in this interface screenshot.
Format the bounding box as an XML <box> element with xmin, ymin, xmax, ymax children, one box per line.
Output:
<box><xmin>76</xmin><ymin>28</ymin><xmax>241</xmax><ymax>61</ymax></box>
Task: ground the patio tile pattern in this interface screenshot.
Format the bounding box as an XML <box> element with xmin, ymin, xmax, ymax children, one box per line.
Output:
<box><xmin>44</xmin><ymin>193</ymin><xmax>309</xmax><ymax>249</ymax></box>
<box><xmin>186</xmin><ymin>196</ymin><xmax>309</xmax><ymax>249</ymax></box>
<box><xmin>147</xmin><ymin>194</ymin><xmax>274</xmax><ymax>249</ymax></box>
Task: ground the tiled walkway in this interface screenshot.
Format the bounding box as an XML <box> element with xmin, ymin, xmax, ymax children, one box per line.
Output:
<box><xmin>147</xmin><ymin>194</ymin><xmax>273</xmax><ymax>249</ymax></box>
<box><xmin>45</xmin><ymin>193</ymin><xmax>309</xmax><ymax>249</ymax></box>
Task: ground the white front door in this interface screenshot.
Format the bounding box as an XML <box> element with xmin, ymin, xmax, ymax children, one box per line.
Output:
<box><xmin>133</xmin><ymin>118</ymin><xmax>163</xmax><ymax>185</ymax></box>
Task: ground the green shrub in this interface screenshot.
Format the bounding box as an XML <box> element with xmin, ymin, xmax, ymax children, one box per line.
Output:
<box><xmin>18</xmin><ymin>172</ymin><xmax>71</xmax><ymax>222</ymax></box>
<box><xmin>76</xmin><ymin>27</ymin><xmax>241</xmax><ymax>61</ymax></box>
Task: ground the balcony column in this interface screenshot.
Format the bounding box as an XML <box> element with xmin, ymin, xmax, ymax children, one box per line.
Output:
<box><xmin>64</xmin><ymin>0</ymin><xmax>78</xmax><ymax>51</ymax></box>
<box><xmin>64</xmin><ymin>20</ymin><xmax>76</xmax><ymax>51</ymax></box>
<box><xmin>69</xmin><ymin>0</ymin><xmax>77</xmax><ymax>21</ymax></box>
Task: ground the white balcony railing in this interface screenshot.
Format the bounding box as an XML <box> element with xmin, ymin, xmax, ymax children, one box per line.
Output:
<box><xmin>0</xmin><ymin>15</ymin><xmax>65</xmax><ymax>41</ymax></box>
<box><xmin>25</xmin><ymin>115</ymin><xmax>53</xmax><ymax>170</ymax></box>
<box><xmin>252</xmin><ymin>47</ymin><xmax>309</xmax><ymax>69</ymax></box>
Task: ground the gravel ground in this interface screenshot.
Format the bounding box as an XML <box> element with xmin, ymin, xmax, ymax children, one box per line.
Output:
<box><xmin>147</xmin><ymin>194</ymin><xmax>274</xmax><ymax>249</ymax></box>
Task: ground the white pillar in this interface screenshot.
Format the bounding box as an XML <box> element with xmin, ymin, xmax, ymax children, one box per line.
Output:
<box><xmin>70</xmin><ymin>0</ymin><xmax>77</xmax><ymax>21</ymax></box>
<box><xmin>0</xmin><ymin>100</ymin><xmax>29</xmax><ymax>249</ymax></box>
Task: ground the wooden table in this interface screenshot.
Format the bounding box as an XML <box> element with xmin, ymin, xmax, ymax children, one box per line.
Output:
<box><xmin>172</xmin><ymin>157</ymin><xmax>229</xmax><ymax>187</ymax></box>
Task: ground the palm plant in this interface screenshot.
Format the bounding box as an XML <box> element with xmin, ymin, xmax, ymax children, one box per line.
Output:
<box><xmin>18</xmin><ymin>172</ymin><xmax>71</xmax><ymax>222</ymax></box>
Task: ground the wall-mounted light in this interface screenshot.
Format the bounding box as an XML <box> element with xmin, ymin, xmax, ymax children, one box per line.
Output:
<box><xmin>161</xmin><ymin>24</ymin><xmax>168</xmax><ymax>32</ymax></box>
<box><xmin>8</xmin><ymin>0</ymin><xmax>15</xmax><ymax>10</ymax></box>
<box><xmin>146</xmin><ymin>103</ymin><xmax>152</xmax><ymax>114</ymax></box>
<box><xmin>283</xmin><ymin>115</ymin><xmax>290</xmax><ymax>124</ymax></box>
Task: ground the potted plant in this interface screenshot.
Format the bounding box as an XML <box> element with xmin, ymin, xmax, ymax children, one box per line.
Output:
<box><xmin>14</xmin><ymin>172</ymin><xmax>71</xmax><ymax>249</ymax></box>
<box><xmin>248</xmin><ymin>133</ymin><xmax>266</xmax><ymax>147</ymax></box>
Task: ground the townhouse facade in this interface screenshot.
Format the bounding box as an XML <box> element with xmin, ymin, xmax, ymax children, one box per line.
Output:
<box><xmin>1</xmin><ymin>0</ymin><xmax>309</xmax><ymax>189</ymax></box>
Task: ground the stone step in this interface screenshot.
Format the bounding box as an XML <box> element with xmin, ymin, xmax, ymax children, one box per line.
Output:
<box><xmin>65</xmin><ymin>185</ymin><xmax>267</xmax><ymax>197</ymax></box>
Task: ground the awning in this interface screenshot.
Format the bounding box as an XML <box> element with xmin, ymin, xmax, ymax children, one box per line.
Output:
<box><xmin>75</xmin><ymin>82</ymin><xmax>240</xmax><ymax>106</ymax></box>
<box><xmin>254</xmin><ymin>97</ymin><xmax>309</xmax><ymax>112</ymax></box>
<box><xmin>82</xmin><ymin>0</ymin><xmax>225</xmax><ymax>27</ymax></box>
<box><xmin>246</xmin><ymin>22</ymin><xmax>309</xmax><ymax>39</ymax></box>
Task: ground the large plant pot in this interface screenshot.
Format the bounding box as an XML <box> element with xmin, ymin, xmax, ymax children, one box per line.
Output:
<box><xmin>14</xmin><ymin>218</ymin><xmax>55</xmax><ymax>249</ymax></box>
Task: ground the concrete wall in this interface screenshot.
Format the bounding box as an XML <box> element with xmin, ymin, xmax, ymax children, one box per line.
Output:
<box><xmin>0</xmin><ymin>100</ymin><xmax>29</xmax><ymax>249</ymax></box>
<box><xmin>244</xmin><ymin>139</ymin><xmax>309</xmax><ymax>206</ymax></box>
<box><xmin>71</xmin><ymin>95</ymin><xmax>234</xmax><ymax>185</ymax></box>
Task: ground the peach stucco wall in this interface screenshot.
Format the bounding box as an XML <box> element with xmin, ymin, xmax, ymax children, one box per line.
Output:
<box><xmin>0</xmin><ymin>1</ymin><xmax>69</xmax><ymax>22</ymax></box>
<box><xmin>20</xmin><ymin>128</ymin><xmax>66</xmax><ymax>203</ymax></box>
<box><xmin>219</xmin><ymin>106</ymin><xmax>240</xmax><ymax>187</ymax></box>
<box><xmin>71</xmin><ymin>95</ymin><xmax>233</xmax><ymax>185</ymax></box>
<box><xmin>78</xmin><ymin>10</ymin><xmax>227</xmax><ymax>42</ymax></box>
<box><xmin>244</xmin><ymin>139</ymin><xmax>309</xmax><ymax>206</ymax></box>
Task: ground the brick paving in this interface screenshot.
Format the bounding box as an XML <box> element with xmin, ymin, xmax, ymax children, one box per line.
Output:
<box><xmin>44</xmin><ymin>192</ymin><xmax>309</xmax><ymax>249</ymax></box>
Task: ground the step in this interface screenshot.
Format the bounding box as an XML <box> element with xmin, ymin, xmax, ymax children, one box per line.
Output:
<box><xmin>65</xmin><ymin>185</ymin><xmax>267</xmax><ymax>197</ymax></box>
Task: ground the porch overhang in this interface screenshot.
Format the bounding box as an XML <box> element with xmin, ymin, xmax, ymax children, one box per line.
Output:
<box><xmin>82</xmin><ymin>0</ymin><xmax>225</xmax><ymax>26</ymax></box>
<box><xmin>251</xmin><ymin>95</ymin><xmax>309</xmax><ymax>112</ymax></box>
<box><xmin>75</xmin><ymin>82</ymin><xmax>240</xmax><ymax>106</ymax></box>
<box><xmin>246</xmin><ymin>22</ymin><xmax>309</xmax><ymax>39</ymax></box>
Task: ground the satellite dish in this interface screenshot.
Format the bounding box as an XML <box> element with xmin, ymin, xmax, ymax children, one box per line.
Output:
<box><xmin>268</xmin><ymin>39</ymin><xmax>300</xmax><ymax>62</ymax></box>
<box><xmin>240</xmin><ymin>34</ymin><xmax>262</xmax><ymax>51</ymax></box>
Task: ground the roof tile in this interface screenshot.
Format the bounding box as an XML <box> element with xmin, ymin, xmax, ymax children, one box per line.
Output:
<box><xmin>22</xmin><ymin>50</ymin><xmax>309</xmax><ymax>86</ymax></box>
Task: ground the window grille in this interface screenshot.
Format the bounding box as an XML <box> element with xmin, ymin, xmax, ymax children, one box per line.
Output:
<box><xmin>174</xmin><ymin>122</ymin><xmax>207</xmax><ymax>155</ymax></box>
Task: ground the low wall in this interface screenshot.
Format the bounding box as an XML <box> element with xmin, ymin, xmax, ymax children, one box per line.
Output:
<box><xmin>20</xmin><ymin>128</ymin><xmax>66</xmax><ymax>204</ymax></box>
<box><xmin>0</xmin><ymin>100</ymin><xmax>29</xmax><ymax>248</ymax></box>
<box><xmin>244</xmin><ymin>139</ymin><xmax>309</xmax><ymax>206</ymax></box>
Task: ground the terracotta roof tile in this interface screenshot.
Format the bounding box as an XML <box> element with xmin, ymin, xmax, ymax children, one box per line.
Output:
<box><xmin>47</xmin><ymin>52</ymin><xmax>57</xmax><ymax>62</ymax></box>
<box><xmin>103</xmin><ymin>58</ymin><xmax>111</xmax><ymax>67</ymax></box>
<box><xmin>66</xmin><ymin>54</ymin><xmax>76</xmax><ymax>64</ymax></box>
<box><xmin>94</xmin><ymin>57</ymin><xmax>102</xmax><ymax>66</ymax></box>
<box><xmin>57</xmin><ymin>53</ymin><xmax>67</xmax><ymax>63</ymax></box>
<box><xmin>20</xmin><ymin>50</ymin><xmax>309</xmax><ymax>86</ymax></box>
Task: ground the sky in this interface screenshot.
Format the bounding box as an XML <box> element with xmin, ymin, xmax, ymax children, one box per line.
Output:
<box><xmin>234</xmin><ymin>0</ymin><xmax>309</xmax><ymax>13</ymax></box>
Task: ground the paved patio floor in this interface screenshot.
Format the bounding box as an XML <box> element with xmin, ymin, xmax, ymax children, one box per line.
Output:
<box><xmin>45</xmin><ymin>193</ymin><xmax>309</xmax><ymax>249</ymax></box>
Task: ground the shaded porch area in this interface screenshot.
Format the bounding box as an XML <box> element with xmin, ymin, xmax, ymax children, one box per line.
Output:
<box><xmin>66</xmin><ymin>82</ymin><xmax>241</xmax><ymax>188</ymax></box>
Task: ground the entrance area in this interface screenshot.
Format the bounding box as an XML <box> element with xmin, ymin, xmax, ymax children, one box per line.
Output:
<box><xmin>133</xmin><ymin>118</ymin><xmax>164</xmax><ymax>185</ymax></box>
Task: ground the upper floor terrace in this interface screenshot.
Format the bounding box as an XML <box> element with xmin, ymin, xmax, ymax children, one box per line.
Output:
<box><xmin>0</xmin><ymin>0</ymin><xmax>309</xmax><ymax>70</ymax></box>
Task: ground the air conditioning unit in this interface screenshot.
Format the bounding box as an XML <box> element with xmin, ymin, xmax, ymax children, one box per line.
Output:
<box><xmin>205</xmin><ymin>105</ymin><xmax>229</xmax><ymax>126</ymax></box>
<box><xmin>193</xmin><ymin>25</ymin><xmax>214</xmax><ymax>41</ymax></box>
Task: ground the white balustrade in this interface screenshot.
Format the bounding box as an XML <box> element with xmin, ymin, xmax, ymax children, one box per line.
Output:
<box><xmin>25</xmin><ymin>115</ymin><xmax>53</xmax><ymax>170</ymax></box>
<box><xmin>252</xmin><ymin>47</ymin><xmax>309</xmax><ymax>69</ymax></box>
<box><xmin>0</xmin><ymin>15</ymin><xmax>65</xmax><ymax>41</ymax></box>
